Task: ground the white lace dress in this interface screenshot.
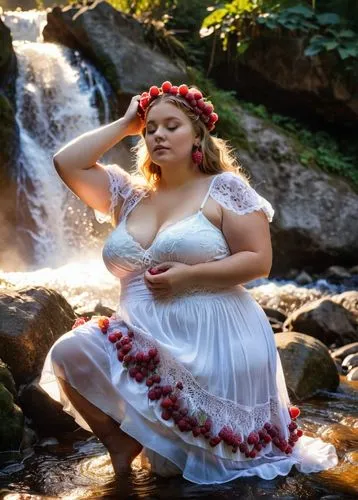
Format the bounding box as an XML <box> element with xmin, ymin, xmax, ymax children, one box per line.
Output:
<box><xmin>39</xmin><ymin>166</ymin><xmax>338</xmax><ymax>484</ymax></box>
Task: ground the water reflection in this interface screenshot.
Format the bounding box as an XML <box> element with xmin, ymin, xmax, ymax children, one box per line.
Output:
<box><xmin>1</xmin><ymin>383</ymin><xmax>357</xmax><ymax>499</ymax></box>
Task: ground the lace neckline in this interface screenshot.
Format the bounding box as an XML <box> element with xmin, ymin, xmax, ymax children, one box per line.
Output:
<box><xmin>122</xmin><ymin>174</ymin><xmax>221</xmax><ymax>252</ymax></box>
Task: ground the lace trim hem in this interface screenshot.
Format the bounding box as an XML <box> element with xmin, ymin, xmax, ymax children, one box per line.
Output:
<box><xmin>72</xmin><ymin>315</ymin><xmax>304</xmax><ymax>460</ymax></box>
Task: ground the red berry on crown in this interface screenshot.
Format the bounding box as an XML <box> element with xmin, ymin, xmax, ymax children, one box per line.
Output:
<box><xmin>137</xmin><ymin>82</ymin><xmax>218</xmax><ymax>131</ymax></box>
<box><xmin>149</xmin><ymin>86</ymin><xmax>160</xmax><ymax>97</ymax></box>
<box><xmin>185</xmin><ymin>91</ymin><xmax>195</xmax><ymax>101</ymax></box>
<box><xmin>178</xmin><ymin>84</ymin><xmax>189</xmax><ymax>96</ymax></box>
<box><xmin>161</xmin><ymin>81</ymin><xmax>172</xmax><ymax>93</ymax></box>
<box><xmin>203</xmin><ymin>103</ymin><xmax>214</xmax><ymax>115</ymax></box>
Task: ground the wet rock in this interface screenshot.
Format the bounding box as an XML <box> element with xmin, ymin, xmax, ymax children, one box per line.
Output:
<box><xmin>283</xmin><ymin>298</ymin><xmax>358</xmax><ymax>348</ymax></box>
<box><xmin>331</xmin><ymin>342</ymin><xmax>358</xmax><ymax>362</ymax></box>
<box><xmin>341</xmin><ymin>353</ymin><xmax>358</xmax><ymax>375</ymax></box>
<box><xmin>295</xmin><ymin>271</ymin><xmax>313</xmax><ymax>285</ymax></box>
<box><xmin>323</xmin><ymin>265</ymin><xmax>352</xmax><ymax>283</ymax></box>
<box><xmin>0</xmin><ymin>383</ymin><xmax>24</xmax><ymax>451</ymax></box>
<box><xmin>0</xmin><ymin>286</ymin><xmax>76</xmax><ymax>384</ymax></box>
<box><xmin>20</xmin><ymin>422</ymin><xmax>38</xmax><ymax>451</ymax></box>
<box><xmin>285</xmin><ymin>269</ymin><xmax>299</xmax><ymax>280</ymax></box>
<box><xmin>43</xmin><ymin>0</ymin><xmax>187</xmax><ymax>96</ymax></box>
<box><xmin>262</xmin><ymin>306</ymin><xmax>286</xmax><ymax>333</ymax></box>
<box><xmin>0</xmin><ymin>95</ymin><xmax>19</xmax><ymax>270</ymax></box>
<box><xmin>275</xmin><ymin>332</ymin><xmax>339</xmax><ymax>400</ymax></box>
<box><xmin>331</xmin><ymin>291</ymin><xmax>358</xmax><ymax>320</ymax></box>
<box><xmin>238</xmin><ymin>110</ymin><xmax>358</xmax><ymax>275</ymax></box>
<box><xmin>0</xmin><ymin>16</ymin><xmax>17</xmax><ymax>99</ymax></box>
<box><xmin>333</xmin><ymin>359</ymin><xmax>343</xmax><ymax>375</ymax></box>
<box><xmin>347</xmin><ymin>367</ymin><xmax>358</xmax><ymax>382</ymax></box>
<box><xmin>262</xmin><ymin>307</ymin><xmax>287</xmax><ymax>323</ymax></box>
<box><xmin>0</xmin><ymin>359</ymin><xmax>24</xmax><ymax>451</ymax></box>
<box><xmin>18</xmin><ymin>375</ymin><xmax>79</xmax><ymax>437</ymax></box>
<box><xmin>0</xmin><ymin>358</ymin><xmax>16</xmax><ymax>397</ymax></box>
<box><xmin>0</xmin><ymin>18</ymin><xmax>20</xmax><ymax>271</ymax></box>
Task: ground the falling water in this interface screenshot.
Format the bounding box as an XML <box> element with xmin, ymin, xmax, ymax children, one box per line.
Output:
<box><xmin>2</xmin><ymin>10</ymin><xmax>113</xmax><ymax>267</ymax></box>
<box><xmin>1</xmin><ymin>9</ymin><xmax>47</xmax><ymax>43</ymax></box>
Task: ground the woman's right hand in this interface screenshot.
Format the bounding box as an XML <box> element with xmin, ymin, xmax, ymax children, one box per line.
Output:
<box><xmin>122</xmin><ymin>95</ymin><xmax>145</xmax><ymax>136</ymax></box>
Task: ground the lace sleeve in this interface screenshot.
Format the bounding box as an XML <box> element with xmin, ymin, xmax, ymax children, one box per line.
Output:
<box><xmin>211</xmin><ymin>172</ymin><xmax>274</xmax><ymax>222</ymax></box>
<box><xmin>94</xmin><ymin>164</ymin><xmax>133</xmax><ymax>225</ymax></box>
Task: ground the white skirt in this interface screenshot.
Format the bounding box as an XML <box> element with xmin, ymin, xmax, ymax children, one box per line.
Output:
<box><xmin>39</xmin><ymin>284</ymin><xmax>338</xmax><ymax>484</ymax></box>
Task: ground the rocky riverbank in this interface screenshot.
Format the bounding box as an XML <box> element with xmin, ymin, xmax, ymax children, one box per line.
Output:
<box><xmin>0</xmin><ymin>274</ymin><xmax>357</xmax><ymax>455</ymax></box>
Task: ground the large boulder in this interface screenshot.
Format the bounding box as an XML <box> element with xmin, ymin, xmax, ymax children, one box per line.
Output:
<box><xmin>0</xmin><ymin>93</ymin><xmax>19</xmax><ymax>270</ymax></box>
<box><xmin>0</xmin><ymin>287</ymin><xmax>76</xmax><ymax>385</ymax></box>
<box><xmin>0</xmin><ymin>17</ymin><xmax>17</xmax><ymax>101</ymax></box>
<box><xmin>283</xmin><ymin>298</ymin><xmax>358</xmax><ymax>348</ymax></box>
<box><xmin>0</xmin><ymin>358</ymin><xmax>16</xmax><ymax>397</ymax></box>
<box><xmin>0</xmin><ymin>384</ymin><xmax>24</xmax><ymax>451</ymax></box>
<box><xmin>43</xmin><ymin>0</ymin><xmax>187</xmax><ymax>98</ymax></box>
<box><xmin>237</xmin><ymin>109</ymin><xmax>358</xmax><ymax>275</ymax></box>
<box><xmin>275</xmin><ymin>331</ymin><xmax>339</xmax><ymax>400</ymax></box>
<box><xmin>18</xmin><ymin>376</ymin><xmax>79</xmax><ymax>437</ymax></box>
<box><xmin>0</xmin><ymin>18</ymin><xmax>20</xmax><ymax>272</ymax></box>
<box><xmin>0</xmin><ymin>360</ymin><xmax>23</xmax><ymax>451</ymax></box>
<box><xmin>212</xmin><ymin>33</ymin><xmax>358</xmax><ymax>128</ymax></box>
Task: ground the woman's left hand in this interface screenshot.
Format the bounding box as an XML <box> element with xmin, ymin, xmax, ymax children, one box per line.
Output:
<box><xmin>144</xmin><ymin>262</ymin><xmax>194</xmax><ymax>299</ymax></box>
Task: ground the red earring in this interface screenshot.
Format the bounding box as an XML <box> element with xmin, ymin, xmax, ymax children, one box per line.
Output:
<box><xmin>192</xmin><ymin>145</ymin><xmax>203</xmax><ymax>165</ymax></box>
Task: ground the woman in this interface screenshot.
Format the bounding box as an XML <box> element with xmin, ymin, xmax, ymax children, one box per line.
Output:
<box><xmin>39</xmin><ymin>82</ymin><xmax>338</xmax><ymax>484</ymax></box>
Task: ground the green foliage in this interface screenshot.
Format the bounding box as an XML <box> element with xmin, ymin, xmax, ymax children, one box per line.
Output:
<box><xmin>187</xmin><ymin>67</ymin><xmax>248</xmax><ymax>146</ymax></box>
<box><xmin>201</xmin><ymin>1</ymin><xmax>358</xmax><ymax>68</ymax></box>
<box><xmin>305</xmin><ymin>29</ymin><xmax>358</xmax><ymax>59</ymax></box>
<box><xmin>318</xmin><ymin>0</ymin><xmax>358</xmax><ymax>31</ymax></box>
<box><xmin>201</xmin><ymin>0</ymin><xmax>262</xmax><ymax>52</ymax></box>
<box><xmin>165</xmin><ymin>0</ymin><xmax>213</xmax><ymax>66</ymax></box>
<box><xmin>142</xmin><ymin>21</ymin><xmax>189</xmax><ymax>63</ymax></box>
<box><xmin>240</xmin><ymin>100</ymin><xmax>358</xmax><ymax>188</ymax></box>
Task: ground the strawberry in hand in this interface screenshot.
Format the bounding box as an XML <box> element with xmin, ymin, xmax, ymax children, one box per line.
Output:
<box><xmin>144</xmin><ymin>262</ymin><xmax>194</xmax><ymax>299</ymax></box>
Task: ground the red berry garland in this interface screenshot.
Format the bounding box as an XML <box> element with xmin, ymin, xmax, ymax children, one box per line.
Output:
<box><xmin>99</xmin><ymin>315</ymin><xmax>304</xmax><ymax>458</ymax></box>
<box><xmin>137</xmin><ymin>81</ymin><xmax>219</xmax><ymax>132</ymax></box>
<box><xmin>98</xmin><ymin>316</ymin><xmax>110</xmax><ymax>334</ymax></box>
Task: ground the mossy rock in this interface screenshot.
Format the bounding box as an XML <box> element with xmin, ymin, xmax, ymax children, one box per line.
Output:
<box><xmin>0</xmin><ymin>358</ymin><xmax>16</xmax><ymax>397</ymax></box>
<box><xmin>275</xmin><ymin>331</ymin><xmax>340</xmax><ymax>400</ymax></box>
<box><xmin>0</xmin><ymin>18</ymin><xmax>17</xmax><ymax>104</ymax></box>
<box><xmin>0</xmin><ymin>93</ymin><xmax>18</xmax><ymax>179</ymax></box>
<box><xmin>0</xmin><ymin>18</ymin><xmax>13</xmax><ymax>81</ymax></box>
<box><xmin>0</xmin><ymin>383</ymin><xmax>24</xmax><ymax>451</ymax></box>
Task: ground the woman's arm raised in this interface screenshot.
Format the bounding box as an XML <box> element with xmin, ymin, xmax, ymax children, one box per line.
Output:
<box><xmin>53</xmin><ymin>95</ymin><xmax>144</xmax><ymax>215</ymax></box>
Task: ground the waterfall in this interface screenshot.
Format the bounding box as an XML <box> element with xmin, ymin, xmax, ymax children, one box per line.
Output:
<box><xmin>1</xmin><ymin>10</ymin><xmax>113</xmax><ymax>267</ymax></box>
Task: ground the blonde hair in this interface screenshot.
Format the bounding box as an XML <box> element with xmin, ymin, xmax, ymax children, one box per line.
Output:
<box><xmin>131</xmin><ymin>89</ymin><xmax>249</xmax><ymax>190</ymax></box>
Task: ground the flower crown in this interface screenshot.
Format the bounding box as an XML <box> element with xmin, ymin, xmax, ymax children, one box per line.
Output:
<box><xmin>137</xmin><ymin>81</ymin><xmax>219</xmax><ymax>132</ymax></box>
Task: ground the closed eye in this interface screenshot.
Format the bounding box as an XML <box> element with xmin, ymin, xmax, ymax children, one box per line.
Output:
<box><xmin>147</xmin><ymin>126</ymin><xmax>178</xmax><ymax>134</ymax></box>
